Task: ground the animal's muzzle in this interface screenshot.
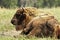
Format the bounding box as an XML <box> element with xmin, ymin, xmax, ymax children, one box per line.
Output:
<box><xmin>11</xmin><ymin>19</ymin><xmax>16</xmax><ymax>25</ymax></box>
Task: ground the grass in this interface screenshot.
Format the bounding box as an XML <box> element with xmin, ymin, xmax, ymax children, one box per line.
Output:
<box><xmin>0</xmin><ymin>35</ymin><xmax>57</xmax><ymax>40</ymax></box>
<box><xmin>0</xmin><ymin>7</ymin><xmax>60</xmax><ymax>40</ymax></box>
<box><xmin>0</xmin><ymin>8</ymin><xmax>16</xmax><ymax>31</ymax></box>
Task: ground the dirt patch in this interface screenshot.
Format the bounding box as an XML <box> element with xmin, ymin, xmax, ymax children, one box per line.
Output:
<box><xmin>0</xmin><ymin>30</ymin><xmax>22</xmax><ymax>37</ymax></box>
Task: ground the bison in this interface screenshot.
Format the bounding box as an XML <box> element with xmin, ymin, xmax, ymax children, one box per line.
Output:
<box><xmin>47</xmin><ymin>18</ymin><xmax>60</xmax><ymax>39</ymax></box>
<box><xmin>11</xmin><ymin>7</ymin><xmax>36</xmax><ymax>31</ymax></box>
<box><xmin>11</xmin><ymin>7</ymin><xmax>58</xmax><ymax>38</ymax></box>
<box><xmin>21</xmin><ymin>15</ymin><xmax>55</xmax><ymax>37</ymax></box>
<box><xmin>22</xmin><ymin>15</ymin><xmax>60</xmax><ymax>38</ymax></box>
<box><xmin>11</xmin><ymin>7</ymin><xmax>52</xmax><ymax>31</ymax></box>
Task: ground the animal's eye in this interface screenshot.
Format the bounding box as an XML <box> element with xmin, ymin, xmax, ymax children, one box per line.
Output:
<box><xmin>16</xmin><ymin>14</ymin><xmax>20</xmax><ymax>16</ymax></box>
<box><xmin>16</xmin><ymin>14</ymin><xmax>20</xmax><ymax>18</ymax></box>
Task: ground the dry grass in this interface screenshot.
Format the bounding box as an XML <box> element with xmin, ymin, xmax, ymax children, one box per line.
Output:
<box><xmin>0</xmin><ymin>7</ymin><xmax>60</xmax><ymax>40</ymax></box>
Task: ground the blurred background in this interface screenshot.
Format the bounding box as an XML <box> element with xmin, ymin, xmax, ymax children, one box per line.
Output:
<box><xmin>0</xmin><ymin>0</ymin><xmax>60</xmax><ymax>8</ymax></box>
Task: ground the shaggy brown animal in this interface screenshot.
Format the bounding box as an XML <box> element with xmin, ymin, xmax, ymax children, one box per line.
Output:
<box><xmin>22</xmin><ymin>15</ymin><xmax>60</xmax><ymax>38</ymax></box>
<box><xmin>47</xmin><ymin>19</ymin><xmax>60</xmax><ymax>38</ymax></box>
<box><xmin>11</xmin><ymin>7</ymin><xmax>36</xmax><ymax>31</ymax></box>
<box><xmin>56</xmin><ymin>25</ymin><xmax>60</xmax><ymax>39</ymax></box>
<box><xmin>11</xmin><ymin>7</ymin><xmax>53</xmax><ymax>31</ymax></box>
<box><xmin>11</xmin><ymin>7</ymin><xmax>57</xmax><ymax>38</ymax></box>
<box><xmin>21</xmin><ymin>15</ymin><xmax>55</xmax><ymax>37</ymax></box>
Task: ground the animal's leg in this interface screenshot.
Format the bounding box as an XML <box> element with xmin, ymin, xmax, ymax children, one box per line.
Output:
<box><xmin>21</xmin><ymin>21</ymin><xmax>33</xmax><ymax>35</ymax></box>
<box><xmin>27</xmin><ymin>27</ymin><xmax>41</xmax><ymax>37</ymax></box>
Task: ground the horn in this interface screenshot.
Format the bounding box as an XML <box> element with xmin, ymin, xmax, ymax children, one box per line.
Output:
<box><xmin>21</xmin><ymin>7</ymin><xmax>24</xmax><ymax>14</ymax></box>
<box><xmin>22</xmin><ymin>7</ymin><xmax>24</xmax><ymax>12</ymax></box>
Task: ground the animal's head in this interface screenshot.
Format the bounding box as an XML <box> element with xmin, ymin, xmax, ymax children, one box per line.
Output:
<box><xmin>11</xmin><ymin>8</ymin><xmax>26</xmax><ymax>25</ymax></box>
<box><xmin>11</xmin><ymin>8</ymin><xmax>34</xmax><ymax>31</ymax></box>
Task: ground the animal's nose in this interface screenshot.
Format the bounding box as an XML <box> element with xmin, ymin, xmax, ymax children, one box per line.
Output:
<box><xmin>11</xmin><ymin>19</ymin><xmax>15</xmax><ymax>24</ymax></box>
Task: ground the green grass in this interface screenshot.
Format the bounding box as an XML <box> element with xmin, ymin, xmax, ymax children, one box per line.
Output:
<box><xmin>0</xmin><ymin>7</ymin><xmax>60</xmax><ymax>40</ymax></box>
<box><xmin>0</xmin><ymin>35</ymin><xmax>57</xmax><ymax>40</ymax></box>
<box><xmin>0</xmin><ymin>36</ymin><xmax>16</xmax><ymax>40</ymax></box>
<box><xmin>43</xmin><ymin>7</ymin><xmax>60</xmax><ymax>21</ymax></box>
<box><xmin>0</xmin><ymin>8</ymin><xmax>16</xmax><ymax>31</ymax></box>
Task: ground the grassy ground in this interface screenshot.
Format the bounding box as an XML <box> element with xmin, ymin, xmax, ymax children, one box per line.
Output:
<box><xmin>0</xmin><ymin>7</ymin><xmax>60</xmax><ymax>40</ymax></box>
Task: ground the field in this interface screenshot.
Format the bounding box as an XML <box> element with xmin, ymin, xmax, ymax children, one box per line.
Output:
<box><xmin>0</xmin><ymin>7</ymin><xmax>60</xmax><ymax>40</ymax></box>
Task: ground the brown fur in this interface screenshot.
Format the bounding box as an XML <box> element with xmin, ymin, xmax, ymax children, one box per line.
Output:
<box><xmin>47</xmin><ymin>19</ymin><xmax>60</xmax><ymax>38</ymax></box>
<box><xmin>21</xmin><ymin>16</ymin><xmax>55</xmax><ymax>37</ymax></box>
<box><xmin>11</xmin><ymin>7</ymin><xmax>53</xmax><ymax>31</ymax></box>
<box><xmin>11</xmin><ymin>7</ymin><xmax>36</xmax><ymax>31</ymax></box>
<box><xmin>11</xmin><ymin>7</ymin><xmax>60</xmax><ymax>38</ymax></box>
<box><xmin>56</xmin><ymin>25</ymin><xmax>60</xmax><ymax>39</ymax></box>
<box><xmin>22</xmin><ymin>15</ymin><xmax>60</xmax><ymax>38</ymax></box>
